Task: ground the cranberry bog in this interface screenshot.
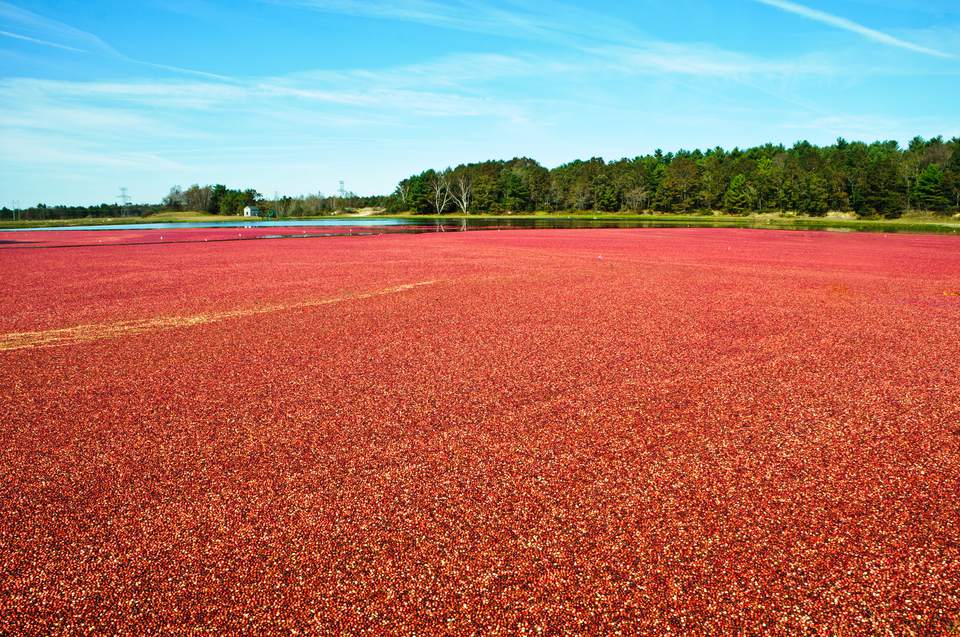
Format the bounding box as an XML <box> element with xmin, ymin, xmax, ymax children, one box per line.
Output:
<box><xmin>1</xmin><ymin>227</ymin><xmax>959</xmax><ymax>634</ymax></box>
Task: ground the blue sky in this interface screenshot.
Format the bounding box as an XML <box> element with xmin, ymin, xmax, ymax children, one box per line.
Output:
<box><xmin>1</xmin><ymin>0</ymin><xmax>958</xmax><ymax>205</ymax></box>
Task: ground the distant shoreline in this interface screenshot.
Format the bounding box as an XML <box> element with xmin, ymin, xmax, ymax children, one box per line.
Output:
<box><xmin>3</xmin><ymin>210</ymin><xmax>958</xmax><ymax>234</ymax></box>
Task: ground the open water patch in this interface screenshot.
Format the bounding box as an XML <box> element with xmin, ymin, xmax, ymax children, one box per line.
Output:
<box><xmin>0</xmin><ymin>219</ymin><xmax>416</xmax><ymax>232</ymax></box>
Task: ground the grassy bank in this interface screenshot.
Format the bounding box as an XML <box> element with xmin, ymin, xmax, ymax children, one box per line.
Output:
<box><xmin>0</xmin><ymin>210</ymin><xmax>375</xmax><ymax>229</ymax></box>
<box><xmin>3</xmin><ymin>210</ymin><xmax>958</xmax><ymax>234</ymax></box>
<box><xmin>0</xmin><ymin>211</ymin><xmax>248</xmax><ymax>229</ymax></box>
<box><xmin>377</xmin><ymin>212</ymin><xmax>960</xmax><ymax>234</ymax></box>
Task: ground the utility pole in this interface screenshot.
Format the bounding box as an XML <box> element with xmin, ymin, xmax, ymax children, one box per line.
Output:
<box><xmin>117</xmin><ymin>187</ymin><xmax>131</xmax><ymax>217</ymax></box>
<box><xmin>337</xmin><ymin>180</ymin><xmax>347</xmax><ymax>213</ymax></box>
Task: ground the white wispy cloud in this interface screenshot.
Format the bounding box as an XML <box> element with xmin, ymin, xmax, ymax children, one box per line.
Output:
<box><xmin>590</xmin><ymin>43</ymin><xmax>831</xmax><ymax>78</ymax></box>
<box><xmin>147</xmin><ymin>0</ymin><xmax>227</xmax><ymax>21</ymax></box>
<box><xmin>779</xmin><ymin>113</ymin><xmax>960</xmax><ymax>144</ymax></box>
<box><xmin>0</xmin><ymin>29</ymin><xmax>86</xmax><ymax>52</ymax></box>
<box><xmin>269</xmin><ymin>0</ymin><xmax>644</xmax><ymax>46</ymax></box>
<box><xmin>0</xmin><ymin>1</ymin><xmax>113</xmax><ymax>53</ymax></box>
<box><xmin>0</xmin><ymin>56</ymin><xmax>534</xmax><ymax>175</ymax></box>
<box><xmin>271</xmin><ymin>0</ymin><xmax>840</xmax><ymax>83</ymax></box>
<box><xmin>0</xmin><ymin>76</ymin><xmax>529</xmax><ymax>129</ymax></box>
<box><xmin>1</xmin><ymin>78</ymin><xmax>247</xmax><ymax>110</ymax></box>
<box><xmin>0</xmin><ymin>0</ymin><xmax>234</xmax><ymax>80</ymax></box>
<box><xmin>289</xmin><ymin>52</ymin><xmax>566</xmax><ymax>89</ymax></box>
<box><xmin>0</xmin><ymin>129</ymin><xmax>188</xmax><ymax>170</ymax></box>
<box><xmin>754</xmin><ymin>0</ymin><xmax>955</xmax><ymax>59</ymax></box>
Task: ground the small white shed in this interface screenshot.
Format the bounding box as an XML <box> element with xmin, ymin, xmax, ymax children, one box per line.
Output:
<box><xmin>243</xmin><ymin>206</ymin><xmax>260</xmax><ymax>217</ymax></box>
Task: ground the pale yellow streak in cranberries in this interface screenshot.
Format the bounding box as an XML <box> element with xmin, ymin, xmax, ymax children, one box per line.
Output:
<box><xmin>0</xmin><ymin>279</ymin><xmax>438</xmax><ymax>351</ymax></box>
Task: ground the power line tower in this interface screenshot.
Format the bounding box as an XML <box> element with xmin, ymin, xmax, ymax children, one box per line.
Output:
<box><xmin>335</xmin><ymin>180</ymin><xmax>347</xmax><ymax>213</ymax></box>
<box><xmin>117</xmin><ymin>187</ymin><xmax>132</xmax><ymax>217</ymax></box>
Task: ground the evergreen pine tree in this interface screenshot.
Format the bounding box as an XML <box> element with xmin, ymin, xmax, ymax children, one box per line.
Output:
<box><xmin>592</xmin><ymin>174</ymin><xmax>619</xmax><ymax>212</ymax></box>
<box><xmin>942</xmin><ymin>142</ymin><xmax>960</xmax><ymax>212</ymax></box>
<box><xmin>723</xmin><ymin>174</ymin><xmax>753</xmax><ymax>214</ymax></box>
<box><xmin>798</xmin><ymin>174</ymin><xmax>829</xmax><ymax>216</ymax></box>
<box><xmin>912</xmin><ymin>165</ymin><xmax>950</xmax><ymax>213</ymax></box>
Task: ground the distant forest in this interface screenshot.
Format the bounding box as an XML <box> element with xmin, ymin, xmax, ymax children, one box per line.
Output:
<box><xmin>160</xmin><ymin>185</ymin><xmax>388</xmax><ymax>217</ymax></box>
<box><xmin>391</xmin><ymin>136</ymin><xmax>960</xmax><ymax>218</ymax></box>
<box><xmin>2</xmin><ymin>187</ymin><xmax>389</xmax><ymax>221</ymax></box>
<box><xmin>4</xmin><ymin>136</ymin><xmax>959</xmax><ymax>221</ymax></box>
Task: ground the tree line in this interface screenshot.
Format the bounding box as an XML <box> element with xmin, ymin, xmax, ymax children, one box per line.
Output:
<box><xmin>162</xmin><ymin>184</ymin><xmax>388</xmax><ymax>216</ymax></box>
<box><xmin>1</xmin><ymin>185</ymin><xmax>389</xmax><ymax>221</ymax></box>
<box><xmin>0</xmin><ymin>202</ymin><xmax>167</xmax><ymax>221</ymax></box>
<box><xmin>389</xmin><ymin>136</ymin><xmax>960</xmax><ymax>217</ymax></box>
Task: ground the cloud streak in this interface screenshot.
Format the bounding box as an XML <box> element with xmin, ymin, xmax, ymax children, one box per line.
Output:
<box><xmin>754</xmin><ymin>0</ymin><xmax>954</xmax><ymax>59</ymax></box>
<box><xmin>591</xmin><ymin>43</ymin><xmax>830</xmax><ymax>79</ymax></box>
<box><xmin>269</xmin><ymin>0</ymin><xmax>645</xmax><ymax>47</ymax></box>
<box><xmin>0</xmin><ymin>29</ymin><xmax>85</xmax><ymax>52</ymax></box>
<box><xmin>0</xmin><ymin>0</ymin><xmax>235</xmax><ymax>80</ymax></box>
<box><xmin>0</xmin><ymin>0</ymin><xmax>113</xmax><ymax>53</ymax></box>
